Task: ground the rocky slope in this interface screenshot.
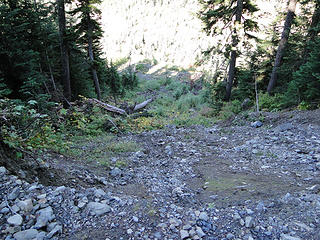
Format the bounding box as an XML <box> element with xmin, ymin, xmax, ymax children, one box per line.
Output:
<box><xmin>1</xmin><ymin>109</ymin><xmax>319</xmax><ymax>240</ymax></box>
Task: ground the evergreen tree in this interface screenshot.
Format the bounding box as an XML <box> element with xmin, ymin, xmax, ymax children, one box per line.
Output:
<box><xmin>198</xmin><ymin>0</ymin><xmax>259</xmax><ymax>101</ymax></box>
<box><xmin>0</xmin><ymin>0</ymin><xmax>51</xmax><ymax>100</ymax></box>
<box><xmin>57</xmin><ymin>0</ymin><xmax>71</xmax><ymax>105</ymax></box>
<box><xmin>267</xmin><ymin>0</ymin><xmax>298</xmax><ymax>94</ymax></box>
<box><xmin>71</xmin><ymin>0</ymin><xmax>104</xmax><ymax>100</ymax></box>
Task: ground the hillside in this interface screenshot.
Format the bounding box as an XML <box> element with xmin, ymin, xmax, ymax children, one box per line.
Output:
<box><xmin>100</xmin><ymin>0</ymin><xmax>287</xmax><ymax>70</ymax></box>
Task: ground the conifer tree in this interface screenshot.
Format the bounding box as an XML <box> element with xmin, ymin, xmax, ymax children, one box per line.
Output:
<box><xmin>199</xmin><ymin>0</ymin><xmax>259</xmax><ymax>101</ymax></box>
<box><xmin>57</xmin><ymin>0</ymin><xmax>71</xmax><ymax>105</ymax></box>
<box><xmin>71</xmin><ymin>0</ymin><xmax>104</xmax><ymax>100</ymax></box>
<box><xmin>267</xmin><ymin>0</ymin><xmax>298</xmax><ymax>94</ymax></box>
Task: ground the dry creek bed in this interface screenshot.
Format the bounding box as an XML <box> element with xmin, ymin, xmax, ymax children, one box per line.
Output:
<box><xmin>0</xmin><ymin>110</ymin><xmax>320</xmax><ymax>240</ymax></box>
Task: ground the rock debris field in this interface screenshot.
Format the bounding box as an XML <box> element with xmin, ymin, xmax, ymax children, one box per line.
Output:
<box><xmin>1</xmin><ymin>110</ymin><xmax>320</xmax><ymax>240</ymax></box>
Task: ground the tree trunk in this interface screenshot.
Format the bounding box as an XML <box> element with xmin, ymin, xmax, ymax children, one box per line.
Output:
<box><xmin>57</xmin><ymin>0</ymin><xmax>71</xmax><ymax>105</ymax></box>
<box><xmin>267</xmin><ymin>0</ymin><xmax>297</xmax><ymax>94</ymax></box>
<box><xmin>87</xmin><ymin>19</ymin><xmax>102</xmax><ymax>100</ymax></box>
<box><xmin>226</xmin><ymin>0</ymin><xmax>243</xmax><ymax>101</ymax></box>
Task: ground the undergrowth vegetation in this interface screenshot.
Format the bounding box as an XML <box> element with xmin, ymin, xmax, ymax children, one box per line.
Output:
<box><xmin>2</xmin><ymin>60</ymin><xmax>317</xmax><ymax>168</ymax></box>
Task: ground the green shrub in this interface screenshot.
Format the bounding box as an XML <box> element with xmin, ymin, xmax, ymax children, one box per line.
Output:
<box><xmin>259</xmin><ymin>92</ymin><xmax>283</xmax><ymax>111</ymax></box>
<box><xmin>284</xmin><ymin>39</ymin><xmax>320</xmax><ymax>108</ymax></box>
<box><xmin>176</xmin><ymin>93</ymin><xmax>203</xmax><ymax>112</ymax></box>
<box><xmin>114</xmin><ymin>57</ymin><xmax>130</xmax><ymax>68</ymax></box>
<box><xmin>122</xmin><ymin>67</ymin><xmax>138</xmax><ymax>90</ymax></box>
<box><xmin>106</xmin><ymin>61</ymin><xmax>124</xmax><ymax>101</ymax></box>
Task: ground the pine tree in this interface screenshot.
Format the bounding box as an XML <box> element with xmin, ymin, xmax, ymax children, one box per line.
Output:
<box><xmin>57</xmin><ymin>0</ymin><xmax>71</xmax><ymax>105</ymax></box>
<box><xmin>199</xmin><ymin>0</ymin><xmax>259</xmax><ymax>101</ymax></box>
<box><xmin>71</xmin><ymin>0</ymin><xmax>104</xmax><ymax>100</ymax></box>
<box><xmin>267</xmin><ymin>0</ymin><xmax>298</xmax><ymax>94</ymax></box>
<box><xmin>0</xmin><ymin>0</ymin><xmax>47</xmax><ymax>99</ymax></box>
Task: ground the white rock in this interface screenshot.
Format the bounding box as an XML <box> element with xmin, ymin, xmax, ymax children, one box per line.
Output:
<box><xmin>245</xmin><ymin>216</ymin><xmax>254</xmax><ymax>228</ymax></box>
<box><xmin>7</xmin><ymin>214</ymin><xmax>23</xmax><ymax>226</ymax></box>
<box><xmin>55</xmin><ymin>186</ymin><xmax>66</xmax><ymax>193</ymax></box>
<box><xmin>14</xmin><ymin>229</ymin><xmax>38</xmax><ymax>240</ymax></box>
<box><xmin>281</xmin><ymin>233</ymin><xmax>302</xmax><ymax>240</ymax></box>
<box><xmin>196</xmin><ymin>226</ymin><xmax>206</xmax><ymax>237</ymax></box>
<box><xmin>87</xmin><ymin>202</ymin><xmax>111</xmax><ymax>216</ymax></box>
<box><xmin>17</xmin><ymin>199</ymin><xmax>33</xmax><ymax>212</ymax></box>
<box><xmin>0</xmin><ymin>166</ymin><xmax>7</xmax><ymax>176</ymax></box>
<box><xmin>35</xmin><ymin>206</ymin><xmax>54</xmax><ymax>228</ymax></box>
<box><xmin>180</xmin><ymin>229</ymin><xmax>189</xmax><ymax>239</ymax></box>
<box><xmin>199</xmin><ymin>212</ymin><xmax>209</xmax><ymax>221</ymax></box>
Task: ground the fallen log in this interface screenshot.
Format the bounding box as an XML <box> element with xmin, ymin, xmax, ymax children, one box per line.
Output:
<box><xmin>88</xmin><ymin>98</ymin><xmax>127</xmax><ymax>115</ymax></box>
<box><xmin>87</xmin><ymin>98</ymin><xmax>153</xmax><ymax>115</ymax></box>
<box><xmin>133</xmin><ymin>98</ymin><xmax>153</xmax><ymax>112</ymax></box>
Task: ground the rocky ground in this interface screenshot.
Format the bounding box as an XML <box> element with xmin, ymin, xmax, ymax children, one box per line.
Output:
<box><xmin>1</xmin><ymin>109</ymin><xmax>320</xmax><ymax>240</ymax></box>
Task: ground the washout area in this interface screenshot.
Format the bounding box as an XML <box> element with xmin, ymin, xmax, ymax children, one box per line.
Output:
<box><xmin>1</xmin><ymin>66</ymin><xmax>320</xmax><ymax>240</ymax></box>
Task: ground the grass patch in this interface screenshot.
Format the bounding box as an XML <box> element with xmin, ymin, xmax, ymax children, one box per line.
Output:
<box><xmin>66</xmin><ymin>134</ymin><xmax>138</xmax><ymax>167</ymax></box>
<box><xmin>106</xmin><ymin>141</ymin><xmax>139</xmax><ymax>153</ymax></box>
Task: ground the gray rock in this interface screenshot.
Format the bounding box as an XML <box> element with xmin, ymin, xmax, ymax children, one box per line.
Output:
<box><xmin>199</xmin><ymin>212</ymin><xmax>209</xmax><ymax>221</ymax></box>
<box><xmin>14</xmin><ymin>229</ymin><xmax>38</xmax><ymax>240</ymax></box>
<box><xmin>233</xmin><ymin>212</ymin><xmax>241</xmax><ymax>220</ymax></box>
<box><xmin>132</xmin><ymin>216</ymin><xmax>139</xmax><ymax>222</ymax></box>
<box><xmin>110</xmin><ymin>167</ymin><xmax>121</xmax><ymax>177</ymax></box>
<box><xmin>94</xmin><ymin>188</ymin><xmax>106</xmax><ymax>198</ymax></box>
<box><xmin>180</xmin><ymin>229</ymin><xmax>189</xmax><ymax>239</ymax></box>
<box><xmin>276</xmin><ymin>123</ymin><xmax>294</xmax><ymax>132</ymax></box>
<box><xmin>169</xmin><ymin>218</ymin><xmax>181</xmax><ymax>227</ymax></box>
<box><xmin>281</xmin><ymin>233</ymin><xmax>302</xmax><ymax>240</ymax></box>
<box><xmin>17</xmin><ymin>199</ymin><xmax>33</xmax><ymax>212</ymax></box>
<box><xmin>182</xmin><ymin>224</ymin><xmax>192</xmax><ymax>230</ymax></box>
<box><xmin>246</xmin><ymin>208</ymin><xmax>254</xmax><ymax>215</ymax></box>
<box><xmin>245</xmin><ymin>216</ymin><xmax>254</xmax><ymax>228</ymax></box>
<box><xmin>35</xmin><ymin>206</ymin><xmax>54</xmax><ymax>229</ymax></box>
<box><xmin>154</xmin><ymin>231</ymin><xmax>162</xmax><ymax>239</ymax></box>
<box><xmin>251</xmin><ymin>121</ymin><xmax>263</xmax><ymax>128</ymax></box>
<box><xmin>165</xmin><ymin>145</ymin><xmax>173</xmax><ymax>156</ymax></box>
<box><xmin>195</xmin><ymin>226</ymin><xmax>206</xmax><ymax>237</ymax></box>
<box><xmin>256</xmin><ymin>201</ymin><xmax>265</xmax><ymax>212</ymax></box>
<box><xmin>5</xmin><ymin>225</ymin><xmax>21</xmax><ymax>234</ymax></box>
<box><xmin>47</xmin><ymin>222</ymin><xmax>58</xmax><ymax>232</ymax></box>
<box><xmin>226</xmin><ymin>233</ymin><xmax>235</xmax><ymax>239</ymax></box>
<box><xmin>0</xmin><ymin>166</ymin><xmax>6</xmax><ymax>176</ymax></box>
<box><xmin>36</xmin><ymin>231</ymin><xmax>46</xmax><ymax>240</ymax></box>
<box><xmin>281</xmin><ymin>193</ymin><xmax>292</xmax><ymax>203</ymax></box>
<box><xmin>46</xmin><ymin>224</ymin><xmax>62</xmax><ymax>238</ymax></box>
<box><xmin>239</xmin><ymin>219</ymin><xmax>245</xmax><ymax>226</ymax></box>
<box><xmin>12</xmin><ymin>204</ymin><xmax>20</xmax><ymax>213</ymax></box>
<box><xmin>54</xmin><ymin>186</ymin><xmax>66</xmax><ymax>193</ymax></box>
<box><xmin>8</xmin><ymin>187</ymin><xmax>20</xmax><ymax>200</ymax></box>
<box><xmin>1</xmin><ymin>207</ymin><xmax>10</xmax><ymax>214</ymax></box>
<box><xmin>87</xmin><ymin>202</ymin><xmax>111</xmax><ymax>216</ymax></box>
<box><xmin>7</xmin><ymin>214</ymin><xmax>23</xmax><ymax>226</ymax></box>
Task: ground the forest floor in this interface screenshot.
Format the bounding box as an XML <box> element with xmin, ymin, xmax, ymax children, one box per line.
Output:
<box><xmin>1</xmin><ymin>66</ymin><xmax>320</xmax><ymax>240</ymax></box>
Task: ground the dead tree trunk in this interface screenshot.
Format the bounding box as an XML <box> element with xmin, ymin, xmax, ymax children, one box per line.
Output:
<box><xmin>267</xmin><ymin>0</ymin><xmax>297</xmax><ymax>94</ymax></box>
